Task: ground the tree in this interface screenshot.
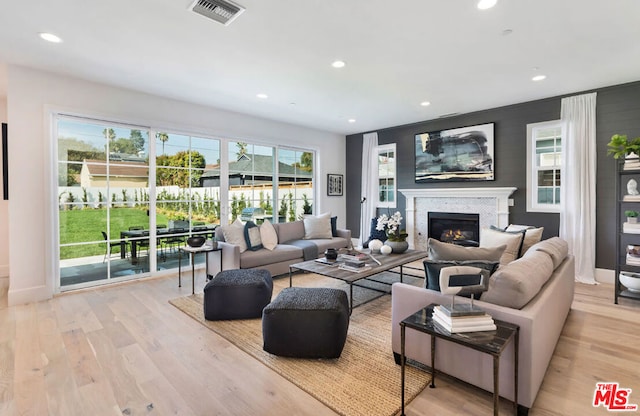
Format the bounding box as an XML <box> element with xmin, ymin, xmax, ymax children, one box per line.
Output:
<box><xmin>236</xmin><ymin>142</ymin><xmax>248</xmax><ymax>160</ymax></box>
<box><xmin>300</xmin><ymin>152</ymin><xmax>313</xmax><ymax>172</ymax></box>
<box><xmin>155</xmin><ymin>151</ymin><xmax>206</xmax><ymax>188</ymax></box>
<box><xmin>157</xmin><ymin>132</ymin><xmax>169</xmax><ymax>155</ymax></box>
<box><xmin>129</xmin><ymin>129</ymin><xmax>146</xmax><ymax>154</ymax></box>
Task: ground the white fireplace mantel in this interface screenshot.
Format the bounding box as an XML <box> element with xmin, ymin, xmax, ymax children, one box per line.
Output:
<box><xmin>399</xmin><ymin>187</ymin><xmax>517</xmax><ymax>250</ymax></box>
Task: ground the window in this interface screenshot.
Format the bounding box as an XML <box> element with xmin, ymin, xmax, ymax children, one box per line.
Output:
<box><xmin>527</xmin><ymin>120</ymin><xmax>563</xmax><ymax>213</ymax></box>
<box><xmin>377</xmin><ymin>144</ymin><xmax>396</xmax><ymax>208</ymax></box>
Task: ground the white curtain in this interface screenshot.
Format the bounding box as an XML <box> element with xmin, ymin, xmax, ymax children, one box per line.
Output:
<box><xmin>560</xmin><ymin>92</ymin><xmax>597</xmax><ymax>284</ymax></box>
<box><xmin>360</xmin><ymin>132</ymin><xmax>379</xmax><ymax>246</ymax></box>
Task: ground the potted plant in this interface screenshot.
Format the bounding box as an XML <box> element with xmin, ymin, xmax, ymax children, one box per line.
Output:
<box><xmin>607</xmin><ymin>134</ymin><xmax>640</xmax><ymax>160</ymax></box>
<box><xmin>376</xmin><ymin>211</ymin><xmax>409</xmax><ymax>253</ymax></box>
<box><xmin>625</xmin><ymin>210</ymin><xmax>638</xmax><ymax>223</ymax></box>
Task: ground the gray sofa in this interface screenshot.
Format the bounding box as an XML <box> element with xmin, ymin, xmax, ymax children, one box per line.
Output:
<box><xmin>206</xmin><ymin>219</ymin><xmax>352</xmax><ymax>277</ymax></box>
<box><xmin>391</xmin><ymin>237</ymin><xmax>575</xmax><ymax>414</ymax></box>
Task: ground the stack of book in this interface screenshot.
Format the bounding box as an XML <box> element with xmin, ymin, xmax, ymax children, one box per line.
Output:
<box><xmin>338</xmin><ymin>260</ymin><xmax>372</xmax><ymax>273</ymax></box>
<box><xmin>623</xmin><ymin>195</ymin><xmax>640</xmax><ymax>201</ymax></box>
<box><xmin>623</xmin><ymin>222</ymin><xmax>640</xmax><ymax>234</ymax></box>
<box><xmin>624</xmin><ymin>158</ymin><xmax>640</xmax><ymax>170</ymax></box>
<box><xmin>432</xmin><ymin>305</ymin><xmax>496</xmax><ymax>333</ymax></box>
<box><xmin>627</xmin><ymin>253</ymin><xmax>640</xmax><ymax>266</ymax></box>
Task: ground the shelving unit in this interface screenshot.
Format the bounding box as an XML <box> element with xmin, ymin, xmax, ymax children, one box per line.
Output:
<box><xmin>615</xmin><ymin>158</ymin><xmax>640</xmax><ymax>304</ymax></box>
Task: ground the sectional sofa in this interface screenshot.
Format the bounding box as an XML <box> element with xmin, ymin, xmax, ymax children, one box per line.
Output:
<box><xmin>391</xmin><ymin>236</ymin><xmax>575</xmax><ymax>415</ymax></box>
<box><xmin>206</xmin><ymin>215</ymin><xmax>352</xmax><ymax>277</ymax></box>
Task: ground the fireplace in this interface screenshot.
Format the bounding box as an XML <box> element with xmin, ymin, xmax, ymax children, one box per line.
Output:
<box><xmin>428</xmin><ymin>212</ymin><xmax>480</xmax><ymax>247</ymax></box>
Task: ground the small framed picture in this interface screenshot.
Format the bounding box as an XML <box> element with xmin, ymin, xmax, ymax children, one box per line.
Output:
<box><xmin>327</xmin><ymin>174</ymin><xmax>343</xmax><ymax>196</ymax></box>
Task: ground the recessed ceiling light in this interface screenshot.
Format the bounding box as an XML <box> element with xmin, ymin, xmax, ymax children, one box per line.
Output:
<box><xmin>256</xmin><ymin>93</ymin><xmax>268</xmax><ymax>99</ymax></box>
<box><xmin>348</xmin><ymin>119</ymin><xmax>356</xmax><ymax>123</ymax></box>
<box><xmin>477</xmin><ymin>0</ymin><xmax>497</xmax><ymax>10</ymax></box>
<box><xmin>332</xmin><ymin>60</ymin><xmax>346</xmax><ymax>68</ymax></box>
<box><xmin>532</xmin><ymin>75</ymin><xmax>546</xmax><ymax>82</ymax></box>
<box><xmin>502</xmin><ymin>29</ymin><xmax>513</xmax><ymax>36</ymax></box>
<box><xmin>39</xmin><ymin>32</ymin><xmax>62</xmax><ymax>43</ymax></box>
<box><xmin>420</xmin><ymin>101</ymin><xmax>431</xmax><ymax>107</ymax></box>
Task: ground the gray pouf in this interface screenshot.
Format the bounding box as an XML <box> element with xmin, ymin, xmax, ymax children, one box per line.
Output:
<box><xmin>203</xmin><ymin>269</ymin><xmax>273</xmax><ymax>320</ymax></box>
<box><xmin>262</xmin><ymin>287</ymin><xmax>350</xmax><ymax>358</ymax></box>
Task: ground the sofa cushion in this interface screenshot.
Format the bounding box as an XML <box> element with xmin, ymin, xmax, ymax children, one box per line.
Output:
<box><xmin>427</xmin><ymin>238</ymin><xmax>505</xmax><ymax>262</ymax></box>
<box><xmin>525</xmin><ymin>237</ymin><xmax>568</xmax><ymax>269</ymax></box>
<box><xmin>244</xmin><ymin>221</ymin><xmax>263</xmax><ymax>251</ymax></box>
<box><xmin>276</xmin><ymin>220</ymin><xmax>305</xmax><ymax>243</ymax></box>
<box><xmin>240</xmin><ymin>244</ymin><xmax>304</xmax><ymax>269</ymax></box>
<box><xmin>480</xmin><ymin>249</ymin><xmax>554</xmax><ymax>309</ymax></box>
<box><xmin>303</xmin><ymin>213</ymin><xmax>333</xmax><ymax>239</ymax></box>
<box><xmin>423</xmin><ymin>259</ymin><xmax>499</xmax><ymax>293</ymax></box>
<box><xmin>505</xmin><ymin>224</ymin><xmax>544</xmax><ymax>256</ymax></box>
<box><xmin>480</xmin><ymin>227</ymin><xmax>525</xmax><ymax>265</ymax></box>
<box><xmin>221</xmin><ymin>218</ymin><xmax>247</xmax><ymax>253</ymax></box>
<box><xmin>259</xmin><ymin>220</ymin><xmax>278</xmax><ymax>251</ymax></box>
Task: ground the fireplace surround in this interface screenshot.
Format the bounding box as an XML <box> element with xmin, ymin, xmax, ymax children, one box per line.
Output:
<box><xmin>399</xmin><ymin>187</ymin><xmax>517</xmax><ymax>251</ymax></box>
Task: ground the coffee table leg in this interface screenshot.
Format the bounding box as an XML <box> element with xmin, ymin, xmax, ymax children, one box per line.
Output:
<box><xmin>289</xmin><ymin>267</ymin><xmax>293</xmax><ymax>287</ymax></box>
<box><xmin>400</xmin><ymin>265</ymin><xmax>404</xmax><ymax>283</ymax></box>
<box><xmin>178</xmin><ymin>249</ymin><xmax>182</xmax><ymax>287</ymax></box>
<box><xmin>349</xmin><ymin>283</ymin><xmax>353</xmax><ymax>315</ymax></box>
<box><xmin>191</xmin><ymin>252</ymin><xmax>195</xmax><ymax>295</ymax></box>
<box><xmin>493</xmin><ymin>356</ymin><xmax>499</xmax><ymax>416</ymax></box>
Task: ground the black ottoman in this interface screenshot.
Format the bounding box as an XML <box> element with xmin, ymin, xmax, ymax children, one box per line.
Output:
<box><xmin>262</xmin><ymin>287</ymin><xmax>350</xmax><ymax>358</ymax></box>
<box><xmin>203</xmin><ymin>269</ymin><xmax>273</xmax><ymax>320</ymax></box>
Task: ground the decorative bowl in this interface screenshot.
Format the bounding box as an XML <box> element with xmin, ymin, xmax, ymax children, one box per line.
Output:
<box><xmin>620</xmin><ymin>272</ymin><xmax>640</xmax><ymax>293</ymax></box>
<box><xmin>187</xmin><ymin>236</ymin><xmax>206</xmax><ymax>247</ymax></box>
<box><xmin>325</xmin><ymin>248</ymin><xmax>338</xmax><ymax>260</ymax></box>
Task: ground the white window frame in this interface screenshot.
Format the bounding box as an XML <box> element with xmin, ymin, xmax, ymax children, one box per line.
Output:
<box><xmin>526</xmin><ymin>120</ymin><xmax>564</xmax><ymax>213</ymax></box>
<box><xmin>376</xmin><ymin>143</ymin><xmax>396</xmax><ymax>209</ymax></box>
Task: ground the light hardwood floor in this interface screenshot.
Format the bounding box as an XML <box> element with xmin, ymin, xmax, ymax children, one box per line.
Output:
<box><xmin>1</xmin><ymin>272</ymin><xmax>639</xmax><ymax>416</ymax></box>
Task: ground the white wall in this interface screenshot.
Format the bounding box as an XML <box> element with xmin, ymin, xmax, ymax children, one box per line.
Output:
<box><xmin>7</xmin><ymin>65</ymin><xmax>346</xmax><ymax>305</ymax></box>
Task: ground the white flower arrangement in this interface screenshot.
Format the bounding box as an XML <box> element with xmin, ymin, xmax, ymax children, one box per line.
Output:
<box><xmin>376</xmin><ymin>211</ymin><xmax>408</xmax><ymax>242</ymax></box>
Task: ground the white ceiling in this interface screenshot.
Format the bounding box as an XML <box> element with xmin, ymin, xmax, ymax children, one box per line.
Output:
<box><xmin>0</xmin><ymin>0</ymin><xmax>639</xmax><ymax>135</ymax></box>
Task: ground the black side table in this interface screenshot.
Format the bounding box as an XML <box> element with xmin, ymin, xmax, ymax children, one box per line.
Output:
<box><xmin>179</xmin><ymin>245</ymin><xmax>220</xmax><ymax>294</ymax></box>
<box><xmin>400</xmin><ymin>304</ymin><xmax>519</xmax><ymax>416</ymax></box>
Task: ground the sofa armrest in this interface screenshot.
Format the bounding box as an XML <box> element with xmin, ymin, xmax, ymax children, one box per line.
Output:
<box><xmin>207</xmin><ymin>241</ymin><xmax>240</xmax><ymax>276</ymax></box>
<box><xmin>336</xmin><ymin>228</ymin><xmax>351</xmax><ymax>246</ymax></box>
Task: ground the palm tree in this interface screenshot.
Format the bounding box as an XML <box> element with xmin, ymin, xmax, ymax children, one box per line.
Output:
<box><xmin>157</xmin><ymin>132</ymin><xmax>169</xmax><ymax>155</ymax></box>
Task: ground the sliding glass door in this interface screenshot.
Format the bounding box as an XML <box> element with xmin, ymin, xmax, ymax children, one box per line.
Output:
<box><xmin>57</xmin><ymin>117</ymin><xmax>150</xmax><ymax>288</ymax></box>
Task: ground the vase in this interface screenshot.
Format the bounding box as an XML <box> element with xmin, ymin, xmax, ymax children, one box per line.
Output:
<box><xmin>384</xmin><ymin>240</ymin><xmax>408</xmax><ymax>254</ymax></box>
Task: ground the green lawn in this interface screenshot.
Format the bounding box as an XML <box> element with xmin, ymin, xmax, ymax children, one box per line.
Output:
<box><xmin>59</xmin><ymin>208</ymin><xmax>168</xmax><ymax>259</ymax></box>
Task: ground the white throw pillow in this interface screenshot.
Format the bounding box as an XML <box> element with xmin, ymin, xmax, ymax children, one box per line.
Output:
<box><xmin>480</xmin><ymin>227</ymin><xmax>524</xmax><ymax>265</ymax></box>
<box><xmin>505</xmin><ymin>224</ymin><xmax>544</xmax><ymax>256</ymax></box>
<box><xmin>221</xmin><ymin>218</ymin><xmax>248</xmax><ymax>253</ymax></box>
<box><xmin>260</xmin><ymin>220</ymin><xmax>278</xmax><ymax>251</ymax></box>
<box><xmin>303</xmin><ymin>212</ymin><xmax>333</xmax><ymax>239</ymax></box>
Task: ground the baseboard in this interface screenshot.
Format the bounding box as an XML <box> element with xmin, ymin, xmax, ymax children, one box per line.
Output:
<box><xmin>8</xmin><ymin>284</ymin><xmax>51</xmax><ymax>306</ymax></box>
<box><xmin>0</xmin><ymin>264</ymin><xmax>8</xmax><ymax>278</ymax></box>
<box><xmin>595</xmin><ymin>268</ymin><xmax>614</xmax><ymax>284</ymax></box>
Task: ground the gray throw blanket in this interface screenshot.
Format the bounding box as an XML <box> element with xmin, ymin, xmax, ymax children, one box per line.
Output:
<box><xmin>287</xmin><ymin>240</ymin><xmax>319</xmax><ymax>261</ymax></box>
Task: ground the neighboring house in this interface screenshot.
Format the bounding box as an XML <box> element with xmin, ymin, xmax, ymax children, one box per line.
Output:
<box><xmin>80</xmin><ymin>159</ymin><xmax>149</xmax><ymax>188</ymax></box>
<box><xmin>200</xmin><ymin>154</ymin><xmax>312</xmax><ymax>187</ymax></box>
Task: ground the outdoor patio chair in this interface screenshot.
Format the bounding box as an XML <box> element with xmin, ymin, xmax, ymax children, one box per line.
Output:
<box><xmin>102</xmin><ymin>231</ymin><xmax>128</xmax><ymax>262</ymax></box>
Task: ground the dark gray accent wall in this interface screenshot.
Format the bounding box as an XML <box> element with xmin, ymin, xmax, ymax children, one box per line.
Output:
<box><xmin>346</xmin><ymin>80</ymin><xmax>640</xmax><ymax>270</ymax></box>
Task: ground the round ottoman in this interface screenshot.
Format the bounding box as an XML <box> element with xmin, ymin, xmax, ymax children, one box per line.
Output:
<box><xmin>262</xmin><ymin>287</ymin><xmax>350</xmax><ymax>358</ymax></box>
<box><xmin>203</xmin><ymin>269</ymin><xmax>273</xmax><ymax>320</ymax></box>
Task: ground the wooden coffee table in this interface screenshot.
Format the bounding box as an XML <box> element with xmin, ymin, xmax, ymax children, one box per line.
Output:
<box><xmin>289</xmin><ymin>249</ymin><xmax>428</xmax><ymax>313</ymax></box>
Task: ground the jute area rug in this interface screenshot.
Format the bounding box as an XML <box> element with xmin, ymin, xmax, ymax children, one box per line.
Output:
<box><xmin>169</xmin><ymin>273</ymin><xmax>431</xmax><ymax>416</ymax></box>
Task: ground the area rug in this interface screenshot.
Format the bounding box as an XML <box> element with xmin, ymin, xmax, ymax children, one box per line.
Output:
<box><xmin>169</xmin><ymin>275</ymin><xmax>430</xmax><ymax>416</ymax></box>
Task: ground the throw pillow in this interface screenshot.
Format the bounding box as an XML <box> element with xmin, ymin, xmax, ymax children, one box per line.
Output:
<box><xmin>427</xmin><ymin>238</ymin><xmax>506</xmax><ymax>262</ymax></box>
<box><xmin>423</xmin><ymin>259</ymin><xmax>499</xmax><ymax>293</ymax></box>
<box><xmin>331</xmin><ymin>216</ymin><xmax>338</xmax><ymax>237</ymax></box>
<box><xmin>480</xmin><ymin>227</ymin><xmax>525</xmax><ymax>265</ymax></box>
<box><xmin>364</xmin><ymin>217</ymin><xmax>387</xmax><ymax>248</ymax></box>
<box><xmin>303</xmin><ymin>212</ymin><xmax>333</xmax><ymax>239</ymax></box>
<box><xmin>221</xmin><ymin>218</ymin><xmax>248</xmax><ymax>253</ymax></box>
<box><xmin>244</xmin><ymin>221</ymin><xmax>263</xmax><ymax>251</ymax></box>
<box><xmin>259</xmin><ymin>220</ymin><xmax>278</xmax><ymax>251</ymax></box>
<box><xmin>505</xmin><ymin>224</ymin><xmax>544</xmax><ymax>256</ymax></box>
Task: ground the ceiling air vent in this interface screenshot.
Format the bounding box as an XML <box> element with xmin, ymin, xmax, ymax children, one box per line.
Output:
<box><xmin>188</xmin><ymin>0</ymin><xmax>245</xmax><ymax>26</ymax></box>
